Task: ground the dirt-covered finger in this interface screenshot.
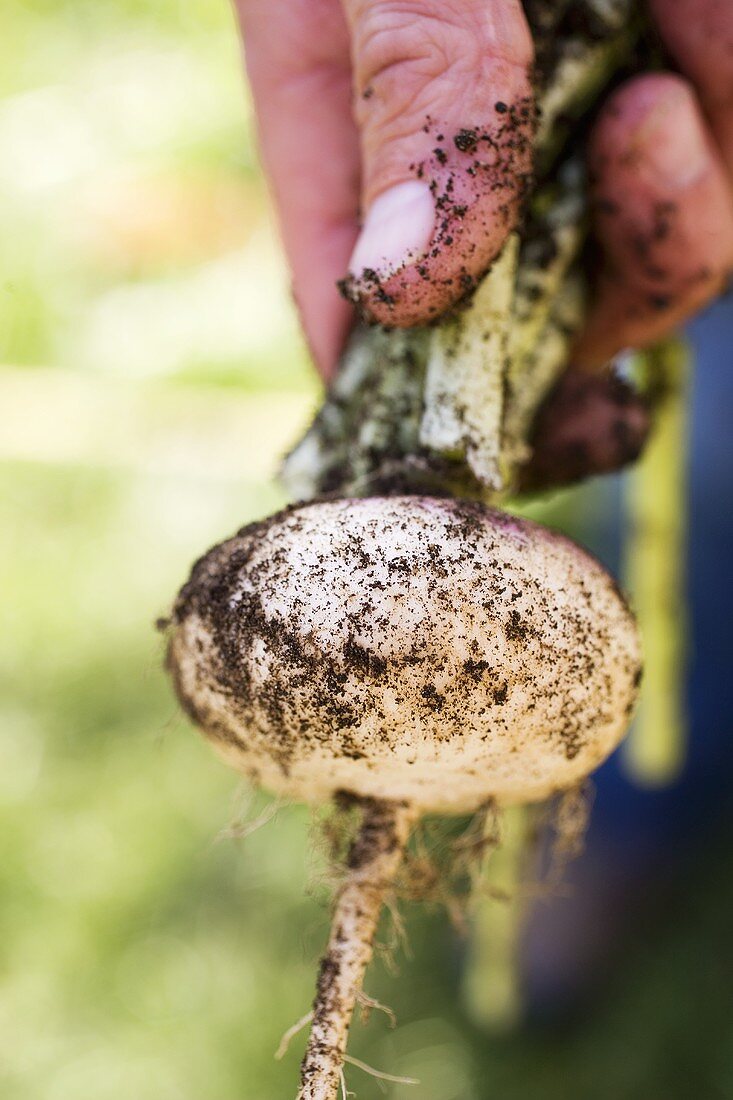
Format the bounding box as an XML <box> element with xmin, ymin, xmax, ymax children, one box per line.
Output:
<box><xmin>650</xmin><ymin>0</ymin><xmax>733</xmax><ymax>175</ymax></box>
<box><xmin>520</xmin><ymin>371</ymin><xmax>651</xmax><ymax>492</ymax></box>
<box><xmin>576</xmin><ymin>74</ymin><xmax>733</xmax><ymax>368</ymax></box>
<box><xmin>338</xmin><ymin>0</ymin><xmax>535</xmax><ymax>327</ymax></box>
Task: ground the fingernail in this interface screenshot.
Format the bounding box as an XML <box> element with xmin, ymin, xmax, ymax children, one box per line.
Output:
<box><xmin>348</xmin><ymin>181</ymin><xmax>434</xmax><ymax>277</ymax></box>
<box><xmin>641</xmin><ymin>92</ymin><xmax>710</xmax><ymax>188</ymax></box>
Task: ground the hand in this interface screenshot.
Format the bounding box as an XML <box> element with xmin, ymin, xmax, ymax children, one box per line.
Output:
<box><xmin>235</xmin><ymin>0</ymin><xmax>733</xmax><ymax>379</ymax></box>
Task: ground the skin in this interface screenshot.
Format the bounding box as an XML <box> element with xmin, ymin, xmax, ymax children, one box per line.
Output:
<box><xmin>235</xmin><ymin>0</ymin><xmax>733</xmax><ymax>380</ymax></box>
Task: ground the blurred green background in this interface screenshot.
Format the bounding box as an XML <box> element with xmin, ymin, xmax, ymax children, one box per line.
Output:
<box><xmin>3</xmin><ymin>2</ymin><xmax>733</xmax><ymax>1098</ymax></box>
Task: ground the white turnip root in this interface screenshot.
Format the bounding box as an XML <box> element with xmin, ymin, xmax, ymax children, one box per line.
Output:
<box><xmin>169</xmin><ymin>496</ymin><xmax>640</xmax><ymax>810</ymax></box>
<box><xmin>166</xmin><ymin>494</ymin><xmax>640</xmax><ymax>1098</ymax></box>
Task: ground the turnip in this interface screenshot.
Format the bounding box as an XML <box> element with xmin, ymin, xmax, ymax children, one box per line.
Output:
<box><xmin>160</xmin><ymin>2</ymin><xmax>665</xmax><ymax>1091</ymax></box>
<box><xmin>166</xmin><ymin>495</ymin><xmax>640</xmax><ymax>1098</ymax></box>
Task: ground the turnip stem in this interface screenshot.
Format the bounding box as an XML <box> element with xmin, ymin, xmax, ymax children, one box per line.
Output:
<box><xmin>624</xmin><ymin>338</ymin><xmax>690</xmax><ymax>785</ymax></box>
<box><xmin>463</xmin><ymin>805</ymin><xmax>527</xmax><ymax>1030</ymax></box>
<box><xmin>298</xmin><ymin>798</ymin><xmax>416</xmax><ymax>1100</ymax></box>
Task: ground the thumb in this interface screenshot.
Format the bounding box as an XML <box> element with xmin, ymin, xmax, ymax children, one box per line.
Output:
<box><xmin>340</xmin><ymin>0</ymin><xmax>534</xmax><ymax>326</ymax></box>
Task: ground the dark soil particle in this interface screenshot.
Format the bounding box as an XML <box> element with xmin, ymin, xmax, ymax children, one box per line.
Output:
<box><xmin>463</xmin><ymin>658</ymin><xmax>491</xmax><ymax>682</ymax></box>
<box><xmin>492</xmin><ymin>683</ymin><xmax>509</xmax><ymax>706</ymax></box>
<box><xmin>454</xmin><ymin>128</ymin><xmax>479</xmax><ymax>153</ymax></box>
<box><xmin>420</xmin><ymin>684</ymin><xmax>445</xmax><ymax>711</ymax></box>
<box><xmin>504</xmin><ymin>609</ymin><xmax>534</xmax><ymax>644</ymax></box>
<box><xmin>346</xmin><ymin>797</ymin><xmax>402</xmax><ymax>870</ymax></box>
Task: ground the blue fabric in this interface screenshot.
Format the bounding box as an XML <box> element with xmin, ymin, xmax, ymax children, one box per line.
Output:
<box><xmin>523</xmin><ymin>293</ymin><xmax>733</xmax><ymax>1011</ymax></box>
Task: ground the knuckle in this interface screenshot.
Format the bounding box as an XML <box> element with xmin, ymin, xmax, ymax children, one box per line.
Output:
<box><xmin>352</xmin><ymin>1</ymin><xmax>531</xmax><ymax>108</ymax></box>
<box><xmin>355</xmin><ymin>9</ymin><xmax>461</xmax><ymax>92</ymax></box>
<box><xmin>598</xmin><ymin>73</ymin><xmax>695</xmax><ymax>135</ymax></box>
<box><xmin>651</xmin><ymin>0</ymin><xmax>733</xmax><ymax>110</ymax></box>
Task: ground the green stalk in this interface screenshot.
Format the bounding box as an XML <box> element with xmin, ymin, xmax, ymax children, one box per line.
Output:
<box><xmin>462</xmin><ymin>806</ymin><xmax>528</xmax><ymax>1031</ymax></box>
<box><xmin>623</xmin><ymin>338</ymin><xmax>690</xmax><ymax>785</ymax></box>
